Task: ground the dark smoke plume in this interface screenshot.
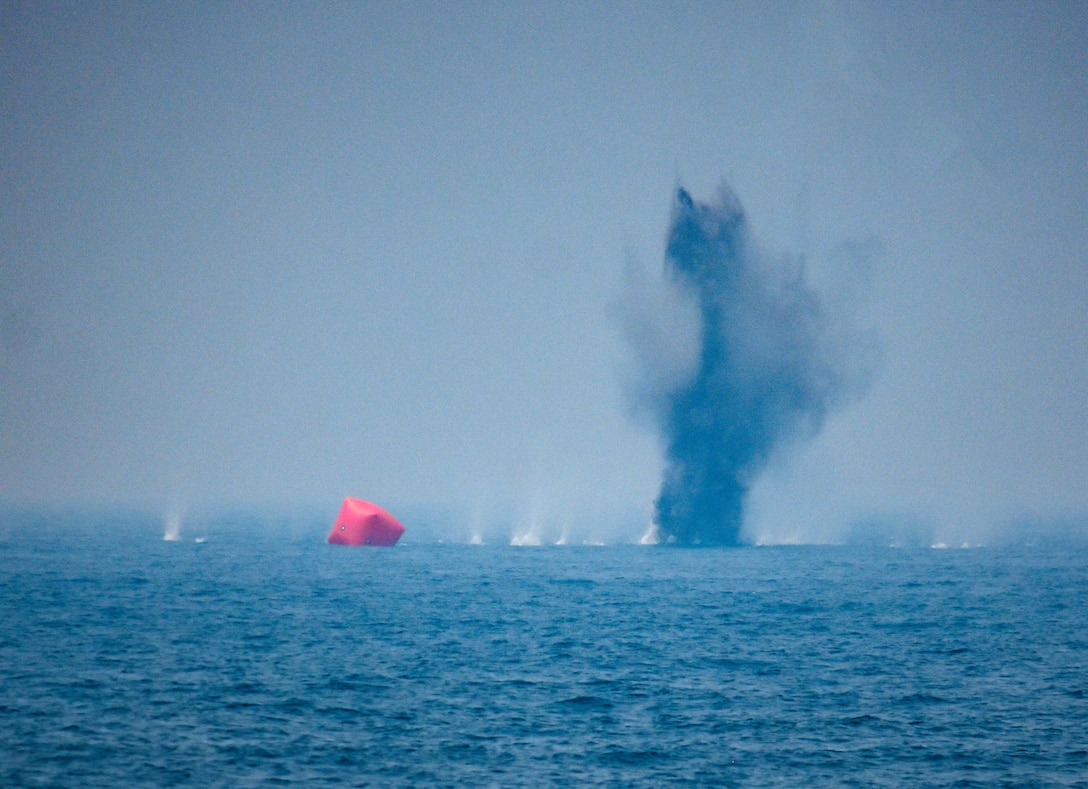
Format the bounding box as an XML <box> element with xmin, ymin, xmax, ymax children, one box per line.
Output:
<box><xmin>632</xmin><ymin>185</ymin><xmax>858</xmax><ymax>546</ymax></box>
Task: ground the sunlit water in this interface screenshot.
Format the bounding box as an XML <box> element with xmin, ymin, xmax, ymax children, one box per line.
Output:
<box><xmin>2</xmin><ymin>513</ymin><xmax>1087</xmax><ymax>787</ymax></box>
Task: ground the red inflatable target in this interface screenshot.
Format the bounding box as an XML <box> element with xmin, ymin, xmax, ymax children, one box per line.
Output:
<box><xmin>327</xmin><ymin>498</ymin><xmax>405</xmax><ymax>547</ymax></box>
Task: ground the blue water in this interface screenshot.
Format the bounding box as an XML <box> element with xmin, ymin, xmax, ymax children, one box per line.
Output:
<box><xmin>2</xmin><ymin>514</ymin><xmax>1087</xmax><ymax>787</ymax></box>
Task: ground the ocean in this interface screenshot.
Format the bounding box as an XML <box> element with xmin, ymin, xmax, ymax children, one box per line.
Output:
<box><xmin>2</xmin><ymin>512</ymin><xmax>1087</xmax><ymax>787</ymax></box>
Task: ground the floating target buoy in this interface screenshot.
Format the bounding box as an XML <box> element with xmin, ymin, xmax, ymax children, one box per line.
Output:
<box><xmin>327</xmin><ymin>497</ymin><xmax>405</xmax><ymax>547</ymax></box>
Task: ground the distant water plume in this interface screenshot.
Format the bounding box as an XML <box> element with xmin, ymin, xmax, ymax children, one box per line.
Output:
<box><xmin>625</xmin><ymin>184</ymin><xmax>863</xmax><ymax>546</ymax></box>
<box><xmin>163</xmin><ymin>511</ymin><xmax>182</xmax><ymax>542</ymax></box>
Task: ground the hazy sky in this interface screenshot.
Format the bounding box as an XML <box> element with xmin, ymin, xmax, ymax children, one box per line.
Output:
<box><xmin>3</xmin><ymin>1</ymin><xmax>1086</xmax><ymax>541</ymax></box>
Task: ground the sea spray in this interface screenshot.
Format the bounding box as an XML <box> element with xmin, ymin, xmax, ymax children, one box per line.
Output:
<box><xmin>162</xmin><ymin>511</ymin><xmax>182</xmax><ymax>541</ymax></box>
<box><xmin>627</xmin><ymin>185</ymin><xmax>861</xmax><ymax>546</ymax></box>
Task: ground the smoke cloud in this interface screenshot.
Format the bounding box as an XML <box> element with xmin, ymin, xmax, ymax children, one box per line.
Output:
<box><xmin>627</xmin><ymin>184</ymin><xmax>863</xmax><ymax>546</ymax></box>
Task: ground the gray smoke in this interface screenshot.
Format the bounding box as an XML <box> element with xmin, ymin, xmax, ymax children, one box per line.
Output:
<box><xmin>627</xmin><ymin>184</ymin><xmax>861</xmax><ymax>546</ymax></box>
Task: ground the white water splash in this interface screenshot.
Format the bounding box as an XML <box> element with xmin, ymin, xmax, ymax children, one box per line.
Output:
<box><xmin>510</xmin><ymin>530</ymin><xmax>542</xmax><ymax>546</ymax></box>
<box><xmin>163</xmin><ymin>512</ymin><xmax>183</xmax><ymax>542</ymax></box>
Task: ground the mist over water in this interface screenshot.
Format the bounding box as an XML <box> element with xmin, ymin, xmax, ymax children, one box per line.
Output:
<box><xmin>629</xmin><ymin>185</ymin><xmax>862</xmax><ymax>546</ymax></box>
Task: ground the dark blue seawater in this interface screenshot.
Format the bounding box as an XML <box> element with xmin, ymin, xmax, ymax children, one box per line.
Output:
<box><xmin>2</xmin><ymin>513</ymin><xmax>1087</xmax><ymax>787</ymax></box>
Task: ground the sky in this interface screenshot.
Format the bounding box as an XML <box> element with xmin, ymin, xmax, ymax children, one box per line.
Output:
<box><xmin>2</xmin><ymin>1</ymin><xmax>1086</xmax><ymax>543</ymax></box>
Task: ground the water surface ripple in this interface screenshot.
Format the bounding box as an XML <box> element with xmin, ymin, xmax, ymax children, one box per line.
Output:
<box><xmin>2</xmin><ymin>520</ymin><xmax>1086</xmax><ymax>786</ymax></box>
